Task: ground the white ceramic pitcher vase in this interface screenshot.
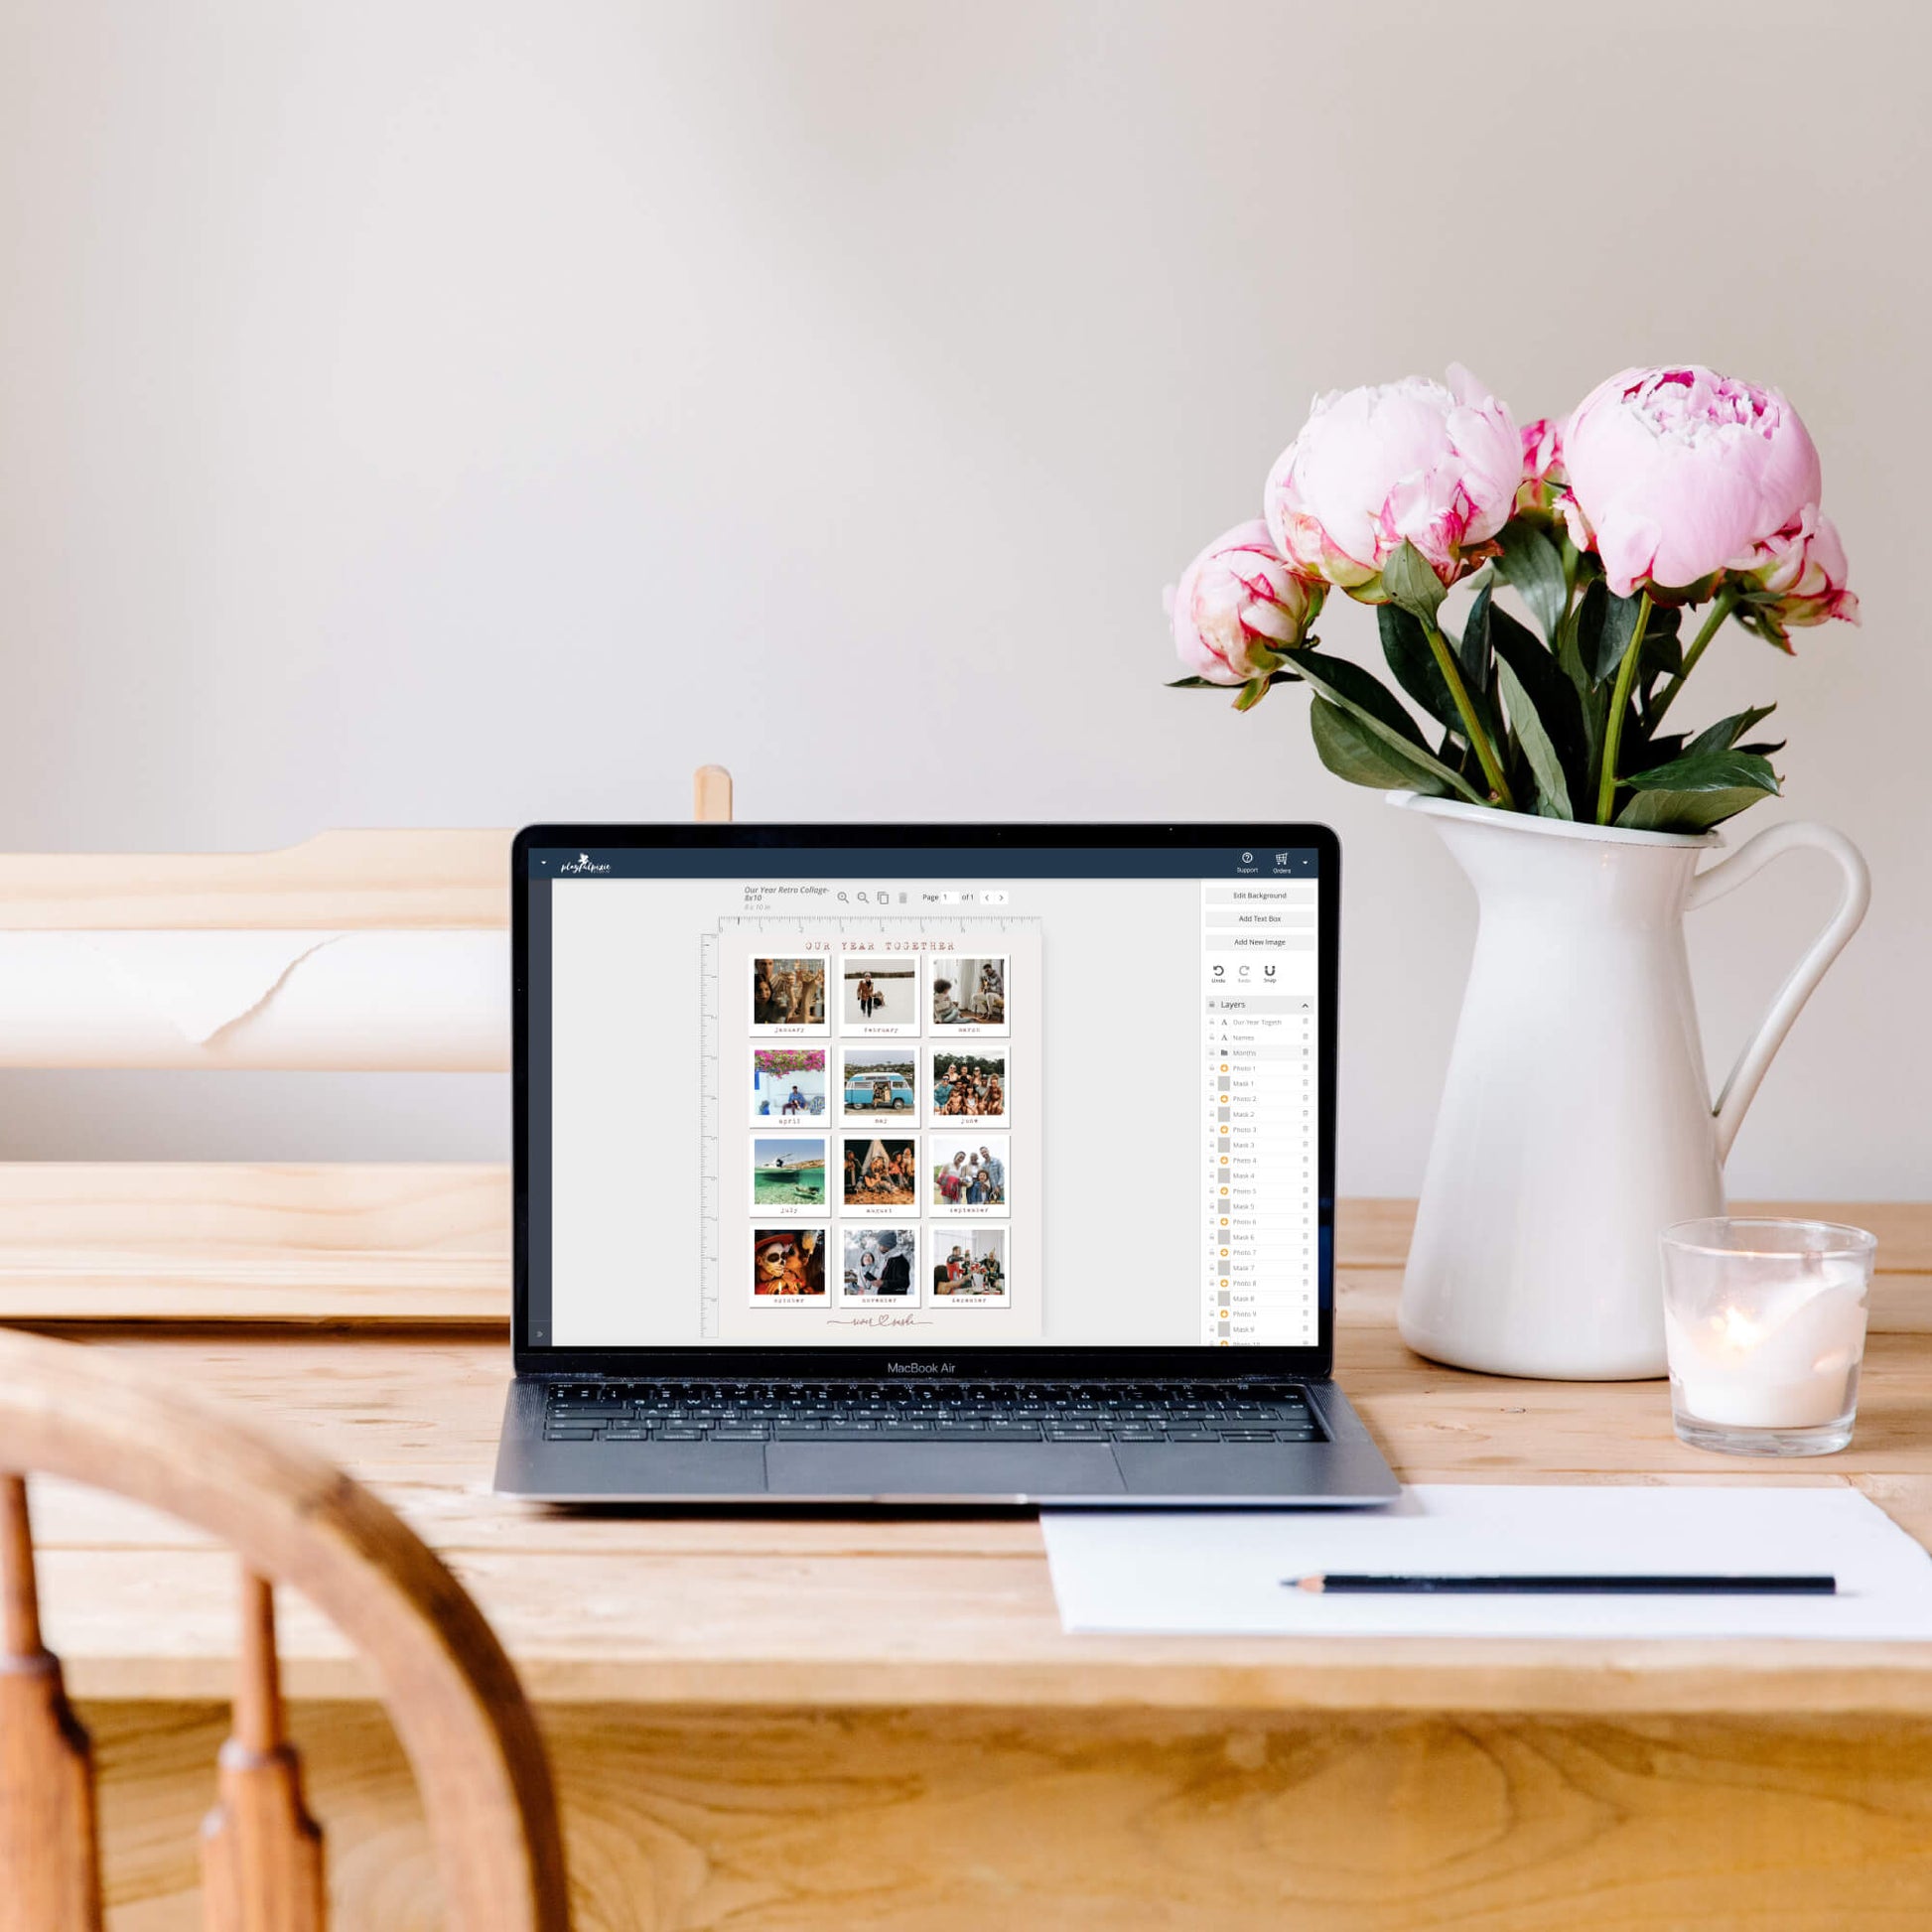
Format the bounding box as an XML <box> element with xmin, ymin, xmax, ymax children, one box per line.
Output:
<box><xmin>1389</xmin><ymin>791</ymin><xmax>1870</xmax><ymax>1381</ymax></box>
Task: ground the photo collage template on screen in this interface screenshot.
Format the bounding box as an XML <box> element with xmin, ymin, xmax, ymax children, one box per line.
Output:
<box><xmin>713</xmin><ymin>921</ymin><xmax>1041</xmax><ymax>1340</ymax></box>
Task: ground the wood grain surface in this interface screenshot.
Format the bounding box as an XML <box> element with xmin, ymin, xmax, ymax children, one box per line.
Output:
<box><xmin>6</xmin><ymin>1192</ymin><xmax>1931</xmax><ymax>1927</ymax></box>
<box><xmin>11</xmin><ymin>1275</ymin><xmax>1932</xmax><ymax>1716</ymax></box>
<box><xmin>0</xmin><ymin>831</ymin><xmax>510</xmax><ymax>931</ymax></box>
<box><xmin>3</xmin><ymin>1175</ymin><xmax>1921</xmax><ymax>1323</ymax></box>
<box><xmin>0</xmin><ymin>1166</ymin><xmax>509</xmax><ymax>1322</ymax></box>
<box><xmin>69</xmin><ymin>1696</ymin><xmax>1932</xmax><ymax>1932</ymax></box>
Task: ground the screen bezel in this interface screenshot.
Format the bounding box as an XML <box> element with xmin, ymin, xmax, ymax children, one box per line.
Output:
<box><xmin>513</xmin><ymin>821</ymin><xmax>1339</xmax><ymax>1380</ymax></box>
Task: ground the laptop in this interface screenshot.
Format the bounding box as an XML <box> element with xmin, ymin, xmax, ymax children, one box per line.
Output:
<box><xmin>493</xmin><ymin>822</ymin><xmax>1397</xmax><ymax>1505</ymax></box>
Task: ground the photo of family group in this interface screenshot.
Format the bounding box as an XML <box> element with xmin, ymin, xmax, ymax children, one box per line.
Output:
<box><xmin>839</xmin><ymin>1047</ymin><xmax>918</xmax><ymax>1122</ymax></box>
<box><xmin>840</xmin><ymin>955</ymin><xmax>918</xmax><ymax>1035</ymax></box>
<box><xmin>840</xmin><ymin>1226</ymin><xmax>917</xmax><ymax>1300</ymax></box>
<box><xmin>752</xmin><ymin>1228</ymin><xmax>827</xmax><ymax>1301</ymax></box>
<box><xmin>930</xmin><ymin>1227</ymin><xmax>1007</xmax><ymax>1303</ymax></box>
<box><xmin>751</xmin><ymin>956</ymin><xmax>829</xmax><ymax>1035</ymax></box>
<box><xmin>930</xmin><ymin>1049</ymin><xmax>1007</xmax><ymax>1125</ymax></box>
<box><xmin>842</xmin><ymin>1136</ymin><xmax>918</xmax><ymax>1209</ymax></box>
<box><xmin>929</xmin><ymin>1136</ymin><xmax>1010</xmax><ymax>1216</ymax></box>
<box><xmin>752</xmin><ymin>1047</ymin><xmax>827</xmax><ymax>1121</ymax></box>
<box><xmin>929</xmin><ymin>955</ymin><xmax>1008</xmax><ymax>1035</ymax></box>
<box><xmin>751</xmin><ymin>1135</ymin><xmax>827</xmax><ymax>1209</ymax></box>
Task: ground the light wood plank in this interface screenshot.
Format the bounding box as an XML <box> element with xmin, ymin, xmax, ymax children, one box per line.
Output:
<box><xmin>78</xmin><ymin>1698</ymin><xmax>1932</xmax><ymax>1930</ymax></box>
<box><xmin>3</xmin><ymin>1175</ymin><xmax>1921</xmax><ymax>1324</ymax></box>
<box><xmin>8</xmin><ymin>1214</ymin><xmax>1932</xmax><ymax>1718</ymax></box>
<box><xmin>7</xmin><ymin>1300</ymin><xmax>1932</xmax><ymax>1717</ymax></box>
<box><xmin>0</xmin><ymin>831</ymin><xmax>510</xmax><ymax>932</ymax></box>
<box><xmin>692</xmin><ymin>766</ymin><xmax>733</xmax><ymax>822</ymax></box>
<box><xmin>0</xmin><ymin>1166</ymin><xmax>508</xmax><ymax>1323</ymax></box>
<box><xmin>1337</xmin><ymin>1197</ymin><xmax>1932</xmax><ymax>1272</ymax></box>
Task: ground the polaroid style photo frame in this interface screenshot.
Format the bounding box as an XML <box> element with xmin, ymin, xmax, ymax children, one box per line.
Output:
<box><xmin>750</xmin><ymin>953</ymin><xmax>831</xmax><ymax>1037</ymax></box>
<box><xmin>838</xmin><ymin>1045</ymin><xmax>921</xmax><ymax>1125</ymax></box>
<box><xmin>926</xmin><ymin>1132</ymin><xmax>1010</xmax><ymax>1218</ymax></box>
<box><xmin>926</xmin><ymin>1044</ymin><xmax>1010</xmax><ymax>1130</ymax></box>
<box><xmin>927</xmin><ymin>1225</ymin><xmax>1009</xmax><ymax>1306</ymax></box>
<box><xmin>838</xmin><ymin>953</ymin><xmax>919</xmax><ymax>1037</ymax></box>
<box><xmin>838</xmin><ymin>1225</ymin><xmax>920</xmax><ymax>1305</ymax></box>
<box><xmin>927</xmin><ymin>954</ymin><xmax>1009</xmax><ymax>1037</ymax></box>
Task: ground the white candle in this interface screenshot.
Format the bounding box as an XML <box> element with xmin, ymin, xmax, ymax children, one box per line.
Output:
<box><xmin>1666</xmin><ymin>1261</ymin><xmax>1868</xmax><ymax>1430</ymax></box>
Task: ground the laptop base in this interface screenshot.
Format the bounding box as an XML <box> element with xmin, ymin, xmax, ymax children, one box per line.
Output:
<box><xmin>493</xmin><ymin>1377</ymin><xmax>1398</xmax><ymax>1506</ymax></box>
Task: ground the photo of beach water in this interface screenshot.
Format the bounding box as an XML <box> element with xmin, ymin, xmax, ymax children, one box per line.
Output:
<box><xmin>752</xmin><ymin>1137</ymin><xmax>827</xmax><ymax>1208</ymax></box>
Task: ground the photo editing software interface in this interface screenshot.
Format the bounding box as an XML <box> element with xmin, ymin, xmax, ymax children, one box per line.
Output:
<box><xmin>526</xmin><ymin>843</ymin><xmax>1322</xmax><ymax>1351</ymax></box>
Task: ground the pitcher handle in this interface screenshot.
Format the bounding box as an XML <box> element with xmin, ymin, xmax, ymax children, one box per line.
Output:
<box><xmin>1686</xmin><ymin>821</ymin><xmax>1870</xmax><ymax>1164</ymax></box>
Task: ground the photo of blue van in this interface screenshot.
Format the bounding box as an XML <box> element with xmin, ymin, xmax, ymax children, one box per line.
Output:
<box><xmin>841</xmin><ymin>1049</ymin><xmax>917</xmax><ymax>1116</ymax></box>
<box><xmin>844</xmin><ymin>1070</ymin><xmax>915</xmax><ymax>1111</ymax></box>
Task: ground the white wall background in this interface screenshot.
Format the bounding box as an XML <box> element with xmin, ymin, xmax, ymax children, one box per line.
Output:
<box><xmin>0</xmin><ymin>0</ymin><xmax>1925</xmax><ymax>1195</ymax></box>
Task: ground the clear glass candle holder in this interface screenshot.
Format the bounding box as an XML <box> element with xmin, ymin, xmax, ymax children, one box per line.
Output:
<box><xmin>1661</xmin><ymin>1218</ymin><xmax>1876</xmax><ymax>1455</ymax></box>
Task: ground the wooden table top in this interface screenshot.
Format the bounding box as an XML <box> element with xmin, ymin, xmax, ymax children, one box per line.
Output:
<box><xmin>19</xmin><ymin>1195</ymin><xmax>1932</xmax><ymax>1720</ymax></box>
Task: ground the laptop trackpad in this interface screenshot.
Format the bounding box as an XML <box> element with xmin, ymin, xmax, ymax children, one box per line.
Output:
<box><xmin>766</xmin><ymin>1442</ymin><xmax>1125</xmax><ymax>1499</ymax></box>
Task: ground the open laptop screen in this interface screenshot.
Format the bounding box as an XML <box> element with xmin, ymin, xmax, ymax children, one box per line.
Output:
<box><xmin>517</xmin><ymin>827</ymin><xmax>1335</xmax><ymax>1363</ymax></box>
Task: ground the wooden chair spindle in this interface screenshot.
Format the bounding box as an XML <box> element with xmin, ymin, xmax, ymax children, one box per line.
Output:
<box><xmin>0</xmin><ymin>1472</ymin><xmax>103</xmax><ymax>1931</ymax></box>
<box><xmin>201</xmin><ymin>1567</ymin><xmax>325</xmax><ymax>1932</ymax></box>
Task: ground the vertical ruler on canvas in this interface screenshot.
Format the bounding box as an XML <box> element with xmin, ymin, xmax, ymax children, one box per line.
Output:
<box><xmin>699</xmin><ymin>932</ymin><xmax>721</xmax><ymax>1337</ymax></box>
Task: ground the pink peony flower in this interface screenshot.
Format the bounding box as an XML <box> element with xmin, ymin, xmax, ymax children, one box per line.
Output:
<box><xmin>1264</xmin><ymin>366</ymin><xmax>1522</xmax><ymax>592</ymax></box>
<box><xmin>1516</xmin><ymin>416</ymin><xmax>1566</xmax><ymax>514</ymax></box>
<box><xmin>1561</xmin><ymin>365</ymin><xmax>1826</xmax><ymax>599</ymax></box>
<box><xmin>1168</xmin><ymin>520</ymin><xmax>1323</xmax><ymax>685</ymax></box>
<box><xmin>1737</xmin><ymin>504</ymin><xmax>1860</xmax><ymax>632</ymax></box>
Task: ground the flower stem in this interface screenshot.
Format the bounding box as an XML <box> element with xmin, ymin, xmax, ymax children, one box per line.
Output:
<box><xmin>1422</xmin><ymin>621</ymin><xmax>1516</xmax><ymax>809</ymax></box>
<box><xmin>1594</xmin><ymin>592</ymin><xmax>1654</xmax><ymax>825</ymax></box>
<box><xmin>1650</xmin><ymin>589</ymin><xmax>1738</xmax><ymax>728</ymax></box>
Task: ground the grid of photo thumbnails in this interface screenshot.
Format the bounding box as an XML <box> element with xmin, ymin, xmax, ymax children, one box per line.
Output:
<box><xmin>747</xmin><ymin>949</ymin><xmax>1012</xmax><ymax>1311</ymax></box>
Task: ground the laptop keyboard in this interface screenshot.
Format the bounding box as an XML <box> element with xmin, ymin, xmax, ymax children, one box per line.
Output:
<box><xmin>541</xmin><ymin>1381</ymin><xmax>1324</xmax><ymax>1445</ymax></box>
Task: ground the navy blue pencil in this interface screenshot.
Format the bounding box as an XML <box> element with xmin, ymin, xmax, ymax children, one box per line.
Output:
<box><xmin>1290</xmin><ymin>1573</ymin><xmax>1837</xmax><ymax>1595</ymax></box>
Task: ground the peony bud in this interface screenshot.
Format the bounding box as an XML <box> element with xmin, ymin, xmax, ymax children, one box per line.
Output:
<box><xmin>1264</xmin><ymin>365</ymin><xmax>1522</xmax><ymax>595</ymax></box>
<box><xmin>1735</xmin><ymin>505</ymin><xmax>1860</xmax><ymax>639</ymax></box>
<box><xmin>1515</xmin><ymin>417</ymin><xmax>1566</xmax><ymax>515</ymax></box>
<box><xmin>1168</xmin><ymin>520</ymin><xmax>1323</xmax><ymax>685</ymax></box>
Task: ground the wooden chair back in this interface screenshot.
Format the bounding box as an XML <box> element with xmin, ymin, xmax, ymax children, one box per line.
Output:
<box><xmin>0</xmin><ymin>1326</ymin><xmax>568</xmax><ymax>1929</ymax></box>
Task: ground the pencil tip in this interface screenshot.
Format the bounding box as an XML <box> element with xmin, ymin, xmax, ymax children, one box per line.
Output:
<box><xmin>1294</xmin><ymin>1575</ymin><xmax>1323</xmax><ymax>1593</ymax></box>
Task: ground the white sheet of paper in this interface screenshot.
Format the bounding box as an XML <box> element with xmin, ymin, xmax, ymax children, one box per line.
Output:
<box><xmin>1041</xmin><ymin>1485</ymin><xmax>1932</xmax><ymax>1639</ymax></box>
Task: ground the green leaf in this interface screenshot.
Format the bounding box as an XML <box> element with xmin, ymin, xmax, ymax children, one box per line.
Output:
<box><xmin>1615</xmin><ymin>749</ymin><xmax>1781</xmax><ymax>833</ymax></box>
<box><xmin>1492</xmin><ymin>520</ymin><xmax>1568</xmax><ymax>644</ymax></box>
<box><xmin>1167</xmin><ymin>668</ymin><xmax>1303</xmax><ymax>695</ymax></box>
<box><xmin>1379</xmin><ymin>540</ymin><xmax>1448</xmax><ymax>623</ymax></box>
<box><xmin>1683</xmin><ymin>703</ymin><xmax>1777</xmax><ymax>759</ymax></box>
<box><xmin>1578</xmin><ymin>583</ymin><xmax>1646</xmax><ymax>682</ymax></box>
<box><xmin>1457</xmin><ymin>583</ymin><xmax>1497</xmax><ymax>699</ymax></box>
<box><xmin>1488</xmin><ymin>602</ymin><xmax>1587</xmax><ymax>813</ymax></box>
<box><xmin>1495</xmin><ymin>656</ymin><xmax>1573</xmax><ymax>819</ymax></box>
<box><xmin>1631</xmin><ymin>732</ymin><xmax>1687</xmax><ymax>768</ymax></box>
<box><xmin>1639</xmin><ymin>605</ymin><xmax>1684</xmax><ymax>679</ymax></box>
<box><xmin>1292</xmin><ymin>650</ymin><xmax>1485</xmax><ymax>803</ymax></box>
<box><xmin>1290</xmin><ymin>649</ymin><xmax>1431</xmax><ymax>749</ymax></box>
<box><xmin>1378</xmin><ymin>605</ymin><xmax>1462</xmax><ymax>737</ymax></box>
<box><xmin>1309</xmin><ymin>698</ymin><xmax>1455</xmax><ymax>795</ymax></box>
<box><xmin>1555</xmin><ymin>590</ymin><xmax>1591</xmax><ymax>693</ymax></box>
